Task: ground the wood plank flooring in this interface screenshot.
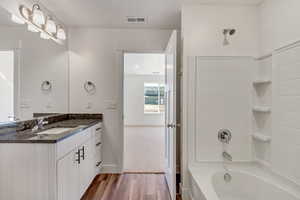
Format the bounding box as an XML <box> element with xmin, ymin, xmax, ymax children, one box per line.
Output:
<box><xmin>81</xmin><ymin>174</ymin><xmax>181</xmax><ymax>200</ymax></box>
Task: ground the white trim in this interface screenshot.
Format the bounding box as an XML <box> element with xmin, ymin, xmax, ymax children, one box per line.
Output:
<box><xmin>101</xmin><ymin>164</ymin><xmax>122</xmax><ymax>174</ymax></box>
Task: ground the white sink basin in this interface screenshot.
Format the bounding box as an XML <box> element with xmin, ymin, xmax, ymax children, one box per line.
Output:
<box><xmin>37</xmin><ymin>128</ymin><xmax>74</xmax><ymax>135</ymax></box>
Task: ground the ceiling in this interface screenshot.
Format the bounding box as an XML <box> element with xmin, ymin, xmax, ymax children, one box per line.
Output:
<box><xmin>39</xmin><ymin>0</ymin><xmax>181</xmax><ymax>29</ymax></box>
<box><xmin>124</xmin><ymin>53</ymin><xmax>165</xmax><ymax>75</ymax></box>
<box><xmin>39</xmin><ymin>0</ymin><xmax>263</xmax><ymax>29</ymax></box>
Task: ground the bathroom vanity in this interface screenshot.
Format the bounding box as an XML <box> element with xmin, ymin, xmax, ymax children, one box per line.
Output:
<box><xmin>0</xmin><ymin>114</ymin><xmax>103</xmax><ymax>200</ymax></box>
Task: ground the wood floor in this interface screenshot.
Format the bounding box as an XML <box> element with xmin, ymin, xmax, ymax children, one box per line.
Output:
<box><xmin>81</xmin><ymin>174</ymin><xmax>181</xmax><ymax>200</ymax></box>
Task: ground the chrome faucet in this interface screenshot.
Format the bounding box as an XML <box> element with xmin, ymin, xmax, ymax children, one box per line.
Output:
<box><xmin>32</xmin><ymin>118</ymin><xmax>48</xmax><ymax>131</ymax></box>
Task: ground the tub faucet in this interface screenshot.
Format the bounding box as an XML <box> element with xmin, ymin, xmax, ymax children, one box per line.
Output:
<box><xmin>223</xmin><ymin>151</ymin><xmax>232</xmax><ymax>162</ymax></box>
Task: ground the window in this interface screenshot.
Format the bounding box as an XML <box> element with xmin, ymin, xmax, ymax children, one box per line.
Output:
<box><xmin>144</xmin><ymin>83</ymin><xmax>165</xmax><ymax>114</ymax></box>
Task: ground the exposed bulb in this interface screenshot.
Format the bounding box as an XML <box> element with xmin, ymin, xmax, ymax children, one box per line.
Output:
<box><xmin>11</xmin><ymin>14</ymin><xmax>25</xmax><ymax>24</ymax></box>
<box><xmin>32</xmin><ymin>4</ymin><xmax>45</xmax><ymax>27</ymax></box>
<box><xmin>56</xmin><ymin>27</ymin><xmax>66</xmax><ymax>40</ymax></box>
<box><xmin>45</xmin><ymin>18</ymin><xmax>57</xmax><ymax>33</ymax></box>
<box><xmin>28</xmin><ymin>24</ymin><xmax>39</xmax><ymax>32</ymax></box>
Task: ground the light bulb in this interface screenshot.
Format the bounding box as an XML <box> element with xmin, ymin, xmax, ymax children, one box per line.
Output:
<box><xmin>32</xmin><ymin>4</ymin><xmax>45</xmax><ymax>26</ymax></box>
<box><xmin>45</xmin><ymin>18</ymin><xmax>57</xmax><ymax>33</ymax></box>
<box><xmin>56</xmin><ymin>27</ymin><xmax>66</xmax><ymax>40</ymax></box>
<box><xmin>11</xmin><ymin>14</ymin><xmax>25</xmax><ymax>24</ymax></box>
<box><xmin>40</xmin><ymin>32</ymin><xmax>50</xmax><ymax>40</ymax></box>
<box><xmin>28</xmin><ymin>24</ymin><xmax>39</xmax><ymax>32</ymax></box>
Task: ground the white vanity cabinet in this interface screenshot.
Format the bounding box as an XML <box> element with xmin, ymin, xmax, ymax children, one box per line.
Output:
<box><xmin>0</xmin><ymin>122</ymin><xmax>103</xmax><ymax>200</ymax></box>
<box><xmin>57</xmin><ymin>128</ymin><xmax>95</xmax><ymax>200</ymax></box>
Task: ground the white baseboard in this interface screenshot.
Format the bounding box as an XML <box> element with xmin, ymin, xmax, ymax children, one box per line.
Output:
<box><xmin>101</xmin><ymin>164</ymin><xmax>121</xmax><ymax>174</ymax></box>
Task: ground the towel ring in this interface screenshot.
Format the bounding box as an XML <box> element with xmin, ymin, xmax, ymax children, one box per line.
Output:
<box><xmin>84</xmin><ymin>81</ymin><xmax>96</xmax><ymax>94</ymax></box>
<box><xmin>41</xmin><ymin>80</ymin><xmax>52</xmax><ymax>92</ymax></box>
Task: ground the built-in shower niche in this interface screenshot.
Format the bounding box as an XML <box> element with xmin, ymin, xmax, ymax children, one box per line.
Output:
<box><xmin>251</xmin><ymin>56</ymin><xmax>272</xmax><ymax>166</ymax></box>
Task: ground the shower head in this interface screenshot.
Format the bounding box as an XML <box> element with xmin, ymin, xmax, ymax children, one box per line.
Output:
<box><xmin>223</xmin><ymin>29</ymin><xmax>236</xmax><ymax>36</ymax></box>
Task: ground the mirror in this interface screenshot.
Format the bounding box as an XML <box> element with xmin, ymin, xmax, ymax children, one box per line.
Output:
<box><xmin>0</xmin><ymin>6</ymin><xmax>68</xmax><ymax>123</ymax></box>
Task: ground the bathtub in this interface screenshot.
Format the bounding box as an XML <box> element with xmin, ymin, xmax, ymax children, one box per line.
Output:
<box><xmin>188</xmin><ymin>163</ymin><xmax>300</xmax><ymax>200</ymax></box>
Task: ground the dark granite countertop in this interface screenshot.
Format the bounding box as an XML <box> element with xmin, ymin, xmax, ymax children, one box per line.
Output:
<box><xmin>0</xmin><ymin>114</ymin><xmax>103</xmax><ymax>144</ymax></box>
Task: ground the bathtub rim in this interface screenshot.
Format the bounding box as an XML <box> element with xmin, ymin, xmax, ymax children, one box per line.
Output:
<box><xmin>188</xmin><ymin>162</ymin><xmax>300</xmax><ymax>200</ymax></box>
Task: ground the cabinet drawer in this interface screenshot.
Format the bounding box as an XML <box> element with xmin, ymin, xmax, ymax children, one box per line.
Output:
<box><xmin>95</xmin><ymin>134</ymin><xmax>102</xmax><ymax>144</ymax></box>
<box><xmin>94</xmin><ymin>123</ymin><xmax>102</xmax><ymax>135</ymax></box>
<box><xmin>56</xmin><ymin>128</ymin><xmax>92</xmax><ymax>160</ymax></box>
<box><xmin>95</xmin><ymin>143</ymin><xmax>102</xmax><ymax>160</ymax></box>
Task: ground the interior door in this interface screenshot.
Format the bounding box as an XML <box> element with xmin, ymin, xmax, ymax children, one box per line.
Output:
<box><xmin>164</xmin><ymin>30</ymin><xmax>177</xmax><ymax>200</ymax></box>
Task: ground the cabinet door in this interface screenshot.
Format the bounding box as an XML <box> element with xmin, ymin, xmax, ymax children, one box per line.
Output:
<box><xmin>79</xmin><ymin>139</ymin><xmax>94</xmax><ymax>197</ymax></box>
<box><xmin>57</xmin><ymin>149</ymin><xmax>80</xmax><ymax>200</ymax></box>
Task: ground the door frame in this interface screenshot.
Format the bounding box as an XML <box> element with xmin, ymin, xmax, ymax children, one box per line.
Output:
<box><xmin>118</xmin><ymin>50</ymin><xmax>166</xmax><ymax>173</ymax></box>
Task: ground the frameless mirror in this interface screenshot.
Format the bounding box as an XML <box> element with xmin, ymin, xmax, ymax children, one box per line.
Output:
<box><xmin>0</xmin><ymin>6</ymin><xmax>69</xmax><ymax>123</ymax></box>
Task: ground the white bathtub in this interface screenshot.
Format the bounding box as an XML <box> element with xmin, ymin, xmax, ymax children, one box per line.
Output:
<box><xmin>188</xmin><ymin>163</ymin><xmax>300</xmax><ymax>200</ymax></box>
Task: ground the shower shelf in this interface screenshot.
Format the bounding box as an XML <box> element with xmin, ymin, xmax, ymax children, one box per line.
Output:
<box><xmin>253</xmin><ymin>79</ymin><xmax>271</xmax><ymax>86</ymax></box>
<box><xmin>252</xmin><ymin>106</ymin><xmax>271</xmax><ymax>113</ymax></box>
<box><xmin>252</xmin><ymin>133</ymin><xmax>271</xmax><ymax>142</ymax></box>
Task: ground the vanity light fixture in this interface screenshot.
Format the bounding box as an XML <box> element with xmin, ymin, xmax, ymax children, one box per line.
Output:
<box><xmin>40</xmin><ymin>32</ymin><xmax>51</xmax><ymax>40</ymax></box>
<box><xmin>15</xmin><ymin>4</ymin><xmax>67</xmax><ymax>44</ymax></box>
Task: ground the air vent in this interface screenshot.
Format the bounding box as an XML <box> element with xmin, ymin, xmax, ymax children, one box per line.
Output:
<box><xmin>126</xmin><ymin>16</ymin><xmax>147</xmax><ymax>24</ymax></box>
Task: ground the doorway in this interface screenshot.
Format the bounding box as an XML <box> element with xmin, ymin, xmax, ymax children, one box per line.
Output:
<box><xmin>123</xmin><ymin>53</ymin><xmax>166</xmax><ymax>173</ymax></box>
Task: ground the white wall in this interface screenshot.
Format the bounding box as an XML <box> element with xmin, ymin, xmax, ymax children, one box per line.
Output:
<box><xmin>0</xmin><ymin>51</ymin><xmax>14</xmax><ymax>122</ymax></box>
<box><xmin>0</xmin><ymin>26</ymin><xmax>69</xmax><ymax>120</ymax></box>
<box><xmin>124</xmin><ymin>127</ymin><xmax>165</xmax><ymax>172</ymax></box>
<box><xmin>182</xmin><ymin>4</ymin><xmax>259</xmax><ymax>57</ymax></box>
<box><xmin>124</xmin><ymin>74</ymin><xmax>165</xmax><ymax>126</ymax></box>
<box><xmin>259</xmin><ymin>0</ymin><xmax>300</xmax><ymax>55</ymax></box>
<box><xmin>272</xmin><ymin>45</ymin><xmax>300</xmax><ymax>185</ymax></box>
<box><xmin>69</xmin><ymin>28</ymin><xmax>172</xmax><ymax>172</ymax></box>
<box><xmin>188</xmin><ymin>57</ymin><xmax>253</xmax><ymax>162</ymax></box>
